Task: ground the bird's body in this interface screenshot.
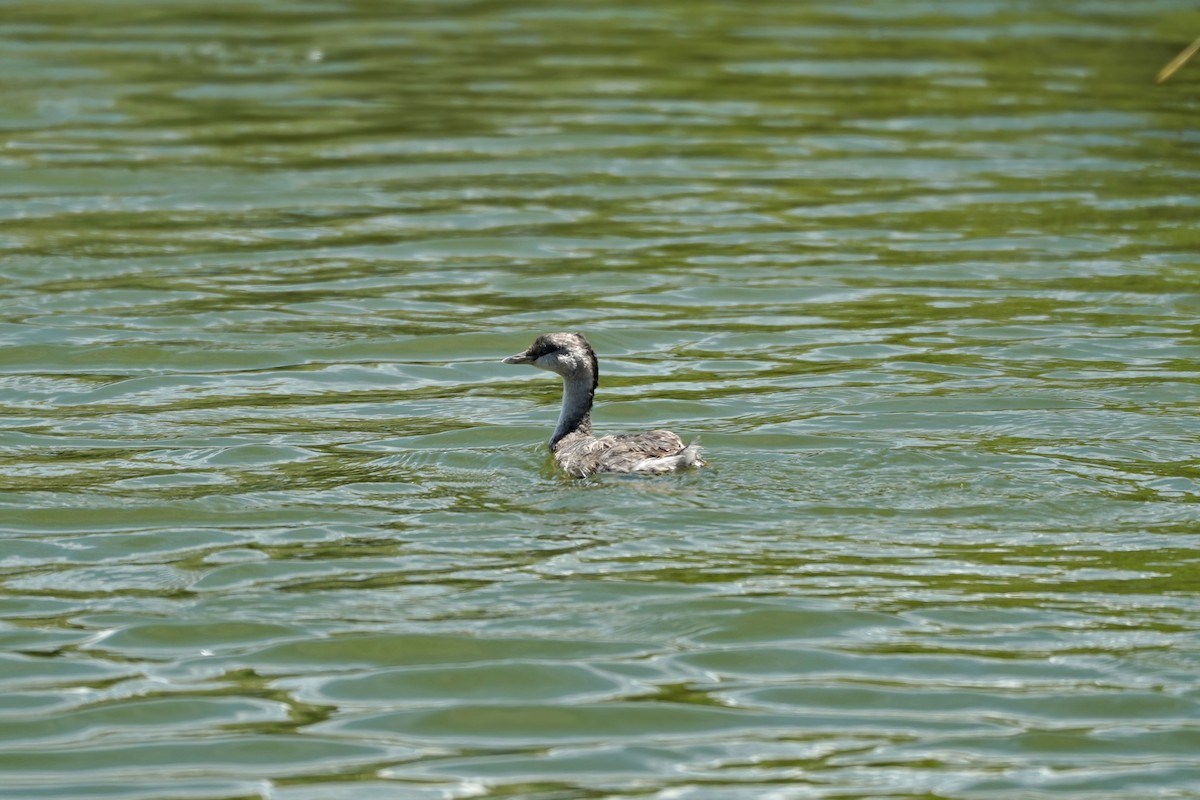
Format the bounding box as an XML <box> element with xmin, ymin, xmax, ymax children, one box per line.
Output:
<box><xmin>502</xmin><ymin>332</ymin><xmax>703</xmax><ymax>478</ymax></box>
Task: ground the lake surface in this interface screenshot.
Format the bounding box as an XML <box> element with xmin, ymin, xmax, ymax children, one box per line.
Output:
<box><xmin>3</xmin><ymin>1</ymin><xmax>1200</xmax><ymax>798</ymax></box>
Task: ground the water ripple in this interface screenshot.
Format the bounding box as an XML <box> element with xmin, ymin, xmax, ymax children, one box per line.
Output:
<box><xmin>3</xmin><ymin>0</ymin><xmax>1200</xmax><ymax>798</ymax></box>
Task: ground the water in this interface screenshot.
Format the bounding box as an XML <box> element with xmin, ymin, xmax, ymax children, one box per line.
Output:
<box><xmin>3</xmin><ymin>1</ymin><xmax>1200</xmax><ymax>798</ymax></box>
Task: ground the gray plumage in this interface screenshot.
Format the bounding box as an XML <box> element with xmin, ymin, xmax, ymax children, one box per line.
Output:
<box><xmin>502</xmin><ymin>332</ymin><xmax>704</xmax><ymax>478</ymax></box>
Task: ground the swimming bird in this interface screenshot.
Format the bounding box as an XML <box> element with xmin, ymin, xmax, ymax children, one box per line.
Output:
<box><xmin>502</xmin><ymin>332</ymin><xmax>704</xmax><ymax>478</ymax></box>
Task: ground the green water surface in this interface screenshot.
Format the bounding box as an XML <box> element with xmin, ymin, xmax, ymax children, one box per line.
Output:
<box><xmin>2</xmin><ymin>1</ymin><xmax>1200</xmax><ymax>798</ymax></box>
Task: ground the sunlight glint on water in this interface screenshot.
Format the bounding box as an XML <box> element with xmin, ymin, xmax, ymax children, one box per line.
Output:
<box><xmin>1</xmin><ymin>1</ymin><xmax>1200</xmax><ymax>798</ymax></box>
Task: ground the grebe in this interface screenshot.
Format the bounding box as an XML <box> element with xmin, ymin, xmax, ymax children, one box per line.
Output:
<box><xmin>502</xmin><ymin>332</ymin><xmax>704</xmax><ymax>478</ymax></box>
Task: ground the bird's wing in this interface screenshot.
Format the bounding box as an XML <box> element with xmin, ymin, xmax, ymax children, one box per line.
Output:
<box><xmin>587</xmin><ymin>430</ymin><xmax>686</xmax><ymax>472</ymax></box>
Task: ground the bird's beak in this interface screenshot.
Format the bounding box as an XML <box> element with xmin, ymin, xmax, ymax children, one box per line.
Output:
<box><xmin>502</xmin><ymin>350</ymin><xmax>533</xmax><ymax>364</ymax></box>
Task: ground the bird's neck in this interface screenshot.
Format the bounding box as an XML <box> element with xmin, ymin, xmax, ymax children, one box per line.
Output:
<box><xmin>551</xmin><ymin>371</ymin><xmax>594</xmax><ymax>448</ymax></box>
